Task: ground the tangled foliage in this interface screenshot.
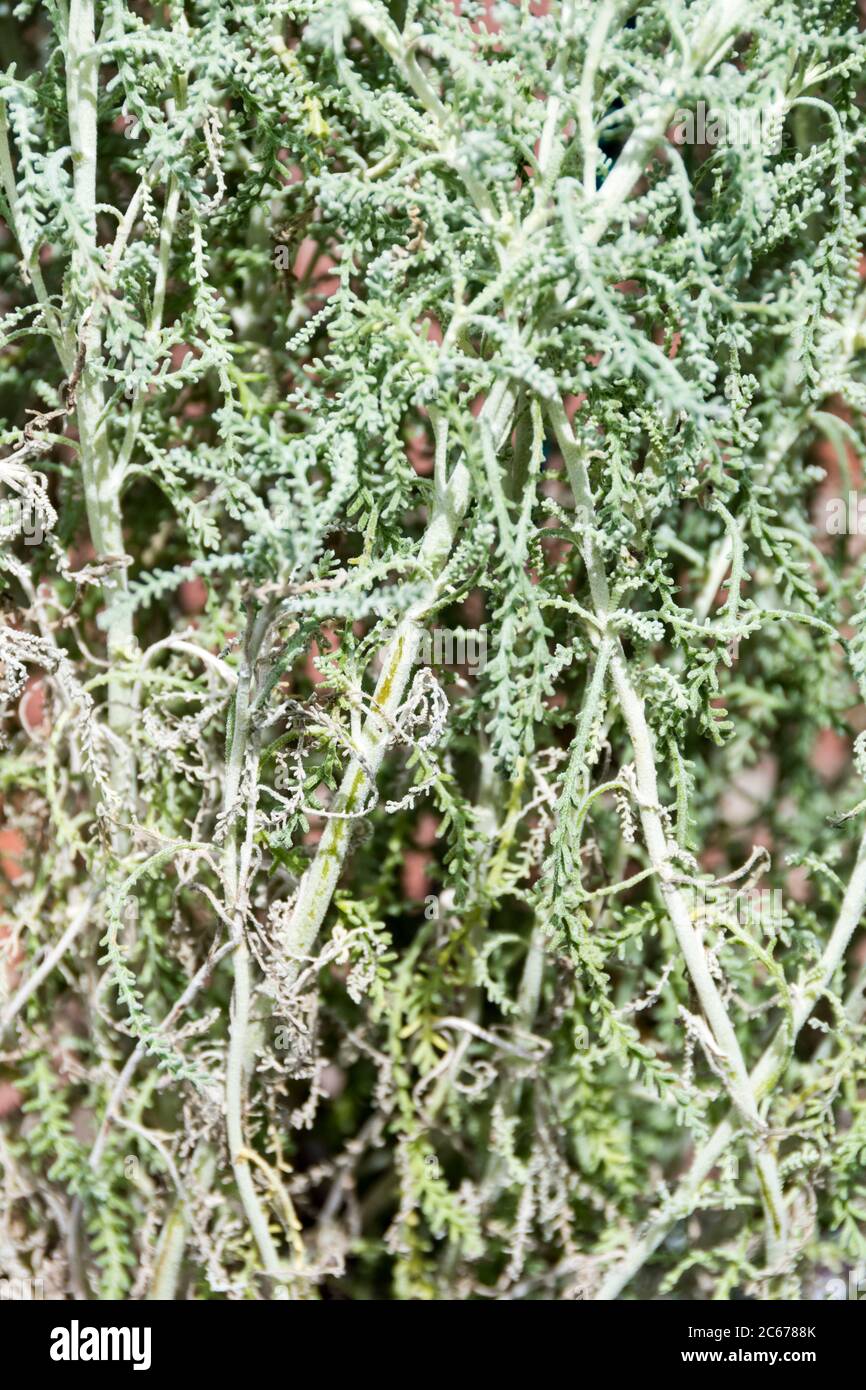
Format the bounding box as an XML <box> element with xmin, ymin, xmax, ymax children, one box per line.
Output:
<box><xmin>2</xmin><ymin>0</ymin><xmax>866</xmax><ymax>1301</ymax></box>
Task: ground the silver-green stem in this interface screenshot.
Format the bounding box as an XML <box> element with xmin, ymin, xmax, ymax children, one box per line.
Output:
<box><xmin>281</xmin><ymin>0</ymin><xmax>764</xmax><ymax>976</ymax></box>
<box><xmin>597</xmin><ymin>825</ymin><xmax>866</xmax><ymax>1298</ymax></box>
<box><xmin>222</xmin><ymin>613</ymin><xmax>289</xmax><ymax>1285</ymax></box>
<box><xmin>282</xmin><ymin>380</ymin><xmax>513</xmax><ymax>967</ymax></box>
<box><xmin>550</xmin><ymin>398</ymin><xmax>788</xmax><ymax>1266</ymax></box>
<box><xmin>66</xmin><ymin>0</ymin><xmax>135</xmax><ymax>785</ymax></box>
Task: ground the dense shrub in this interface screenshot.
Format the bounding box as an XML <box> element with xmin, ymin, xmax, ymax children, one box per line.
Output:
<box><xmin>2</xmin><ymin>0</ymin><xmax>866</xmax><ymax>1300</ymax></box>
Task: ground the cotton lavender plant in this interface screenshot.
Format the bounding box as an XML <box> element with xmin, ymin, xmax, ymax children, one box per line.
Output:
<box><xmin>1</xmin><ymin>0</ymin><xmax>866</xmax><ymax>1302</ymax></box>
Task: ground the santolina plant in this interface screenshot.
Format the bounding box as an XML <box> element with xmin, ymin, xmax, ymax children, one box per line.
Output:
<box><xmin>1</xmin><ymin>0</ymin><xmax>866</xmax><ymax>1302</ymax></box>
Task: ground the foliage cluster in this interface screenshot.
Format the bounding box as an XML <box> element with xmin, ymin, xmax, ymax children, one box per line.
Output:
<box><xmin>2</xmin><ymin>0</ymin><xmax>866</xmax><ymax>1300</ymax></box>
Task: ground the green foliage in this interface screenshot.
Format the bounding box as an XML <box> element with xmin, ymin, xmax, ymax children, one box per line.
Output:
<box><xmin>2</xmin><ymin>0</ymin><xmax>866</xmax><ymax>1301</ymax></box>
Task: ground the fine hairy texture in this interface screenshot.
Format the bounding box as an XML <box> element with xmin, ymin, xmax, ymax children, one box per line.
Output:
<box><xmin>1</xmin><ymin>0</ymin><xmax>866</xmax><ymax>1301</ymax></box>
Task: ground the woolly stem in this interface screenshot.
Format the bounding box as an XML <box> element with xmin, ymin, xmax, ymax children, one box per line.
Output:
<box><xmin>147</xmin><ymin>1150</ymin><xmax>214</xmax><ymax>1301</ymax></box>
<box><xmin>597</xmin><ymin>824</ymin><xmax>866</xmax><ymax>1298</ymax></box>
<box><xmin>66</xmin><ymin>0</ymin><xmax>135</xmax><ymax>789</ymax></box>
<box><xmin>0</xmin><ymin>892</ymin><xmax>94</xmax><ymax>1040</ymax></box>
<box><xmin>281</xmin><ymin>0</ymin><xmax>765</xmax><ymax>975</ymax></box>
<box><xmin>584</xmin><ymin>0</ymin><xmax>768</xmax><ymax>244</ymax></box>
<box><xmin>282</xmin><ymin>379</ymin><xmax>515</xmax><ymax>967</ymax></box>
<box><xmin>222</xmin><ymin>606</ymin><xmax>289</xmax><ymax>1285</ymax></box>
<box><xmin>549</xmin><ymin>397</ymin><xmax>789</xmax><ymax>1267</ymax></box>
